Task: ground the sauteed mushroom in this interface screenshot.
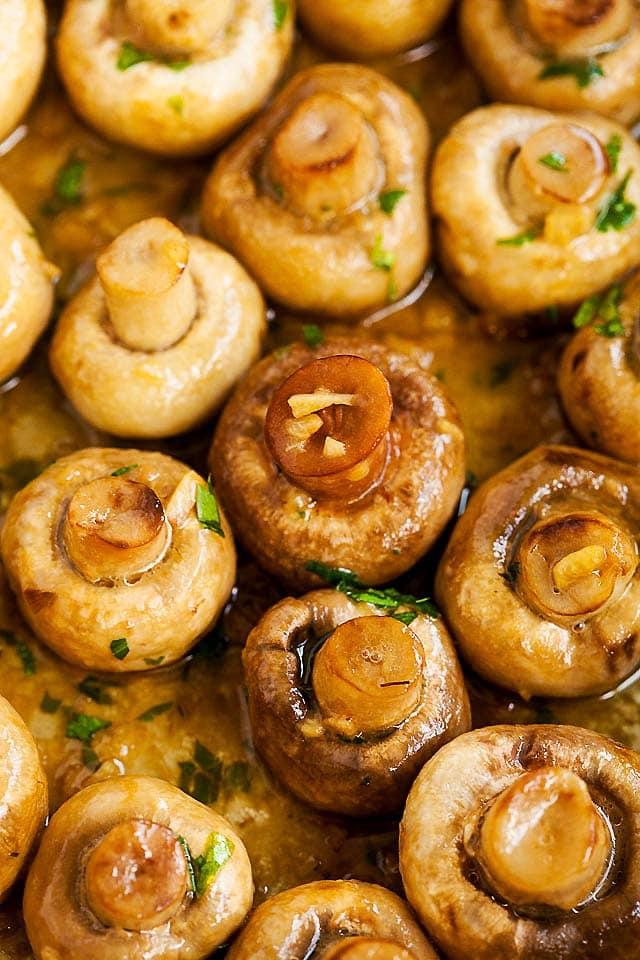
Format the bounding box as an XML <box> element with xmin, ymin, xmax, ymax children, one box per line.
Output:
<box><xmin>0</xmin><ymin>448</ymin><xmax>235</xmax><ymax>672</ymax></box>
<box><xmin>400</xmin><ymin>724</ymin><xmax>640</xmax><ymax>960</ymax></box>
<box><xmin>210</xmin><ymin>338</ymin><xmax>465</xmax><ymax>590</ymax></box>
<box><xmin>56</xmin><ymin>0</ymin><xmax>294</xmax><ymax>156</ymax></box>
<box><xmin>0</xmin><ymin>0</ymin><xmax>46</xmax><ymax>142</ymax></box>
<box><xmin>436</xmin><ymin>444</ymin><xmax>640</xmax><ymax>698</ymax></box>
<box><xmin>50</xmin><ymin>217</ymin><xmax>265</xmax><ymax>438</ymax></box>
<box><xmin>202</xmin><ymin>64</ymin><xmax>429</xmax><ymax>317</ymax></box>
<box><xmin>23</xmin><ymin>775</ymin><xmax>252</xmax><ymax>960</ymax></box>
<box><xmin>432</xmin><ymin>104</ymin><xmax>640</xmax><ymax>316</ymax></box>
<box><xmin>243</xmin><ymin>589</ymin><xmax>470</xmax><ymax>816</ymax></box>
<box><xmin>227</xmin><ymin>880</ymin><xmax>438</xmax><ymax>960</ymax></box>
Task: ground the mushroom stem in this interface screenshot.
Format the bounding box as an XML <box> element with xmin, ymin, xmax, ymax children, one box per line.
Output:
<box><xmin>518</xmin><ymin>0</ymin><xmax>634</xmax><ymax>55</ymax></box>
<box><xmin>97</xmin><ymin>218</ymin><xmax>198</xmax><ymax>353</ymax></box>
<box><xmin>477</xmin><ymin>766</ymin><xmax>611</xmax><ymax>910</ymax></box>
<box><xmin>266</xmin><ymin>93</ymin><xmax>381</xmax><ymax>220</ymax></box>
<box><xmin>322</xmin><ymin>939</ymin><xmax>416</xmax><ymax>960</ymax></box>
<box><xmin>312</xmin><ymin>616</ymin><xmax>424</xmax><ymax>737</ymax></box>
<box><xmin>85</xmin><ymin>819</ymin><xmax>188</xmax><ymax>930</ymax></box>
<box><xmin>514</xmin><ymin>509</ymin><xmax>638</xmax><ymax>624</ymax></box>
<box><xmin>124</xmin><ymin>0</ymin><xmax>234</xmax><ymax>55</ymax></box>
<box><xmin>63</xmin><ymin>476</ymin><xmax>171</xmax><ymax>583</ymax></box>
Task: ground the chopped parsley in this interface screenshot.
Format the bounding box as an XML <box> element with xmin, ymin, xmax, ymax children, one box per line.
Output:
<box><xmin>144</xmin><ymin>655</ymin><xmax>166</xmax><ymax>667</ymax></box>
<box><xmin>137</xmin><ymin>701</ymin><xmax>173</xmax><ymax>722</ymax></box>
<box><xmin>82</xmin><ymin>746</ymin><xmax>100</xmax><ymax>771</ymax></box>
<box><xmin>54</xmin><ymin>155</ymin><xmax>86</xmax><ymax>204</ymax></box>
<box><xmin>538</xmin><ymin>58</ymin><xmax>604</xmax><ymax>88</ymax></box>
<box><xmin>167</xmin><ymin>95</ymin><xmax>184</xmax><ymax>116</ymax></box>
<box><xmin>66</xmin><ymin>712</ymin><xmax>111</xmax><ymax>744</ymax></box>
<box><xmin>302</xmin><ymin>323</ymin><xmax>324</xmax><ymax>348</ymax></box>
<box><xmin>605</xmin><ymin>134</ymin><xmax>622</xmax><ymax>174</ymax></box>
<box><xmin>110</xmin><ymin>637</ymin><xmax>129</xmax><ymax>661</ymax></box>
<box><xmin>116</xmin><ymin>42</ymin><xmax>191</xmax><ymax>71</ymax></box>
<box><xmin>111</xmin><ymin>464</ymin><xmax>137</xmax><ymax>477</ymax></box>
<box><xmin>193</xmin><ymin>833</ymin><xmax>234</xmax><ymax>898</ymax></box>
<box><xmin>224</xmin><ymin>761</ymin><xmax>251</xmax><ymax>792</ymax></box>
<box><xmin>40</xmin><ymin>691</ymin><xmax>61</xmax><ymax>714</ymax></box>
<box><xmin>77</xmin><ymin>675</ymin><xmax>115</xmax><ymax>705</ymax></box>
<box><xmin>306</xmin><ymin>560</ymin><xmax>438</xmax><ymax>620</ymax></box>
<box><xmin>273</xmin><ymin>0</ymin><xmax>288</xmax><ymax>29</ymax></box>
<box><xmin>178</xmin><ymin>836</ymin><xmax>197</xmax><ymax>893</ymax></box>
<box><xmin>196</xmin><ymin>476</ymin><xmax>224</xmax><ymax>537</ymax></box>
<box><xmin>573</xmin><ymin>285</ymin><xmax>624</xmax><ymax>338</ymax></box>
<box><xmin>0</xmin><ymin>631</ymin><xmax>36</xmax><ymax>676</ymax></box>
<box><xmin>500</xmin><ymin>561</ymin><xmax>521</xmax><ymax>585</ymax></box>
<box><xmin>370</xmin><ymin>234</ymin><xmax>396</xmax><ymax>271</ymax></box>
<box><xmin>538</xmin><ymin>151</ymin><xmax>569</xmax><ymax>173</ymax></box>
<box><xmin>595</xmin><ymin>171</ymin><xmax>636</xmax><ymax>232</ymax></box>
<box><xmin>496</xmin><ymin>228</ymin><xmax>538</xmax><ymax>247</ymax></box>
<box><xmin>179</xmin><ymin>741</ymin><xmax>222</xmax><ymax>804</ymax></box>
<box><xmin>378</xmin><ymin>189</ymin><xmax>407</xmax><ymax>215</ymax></box>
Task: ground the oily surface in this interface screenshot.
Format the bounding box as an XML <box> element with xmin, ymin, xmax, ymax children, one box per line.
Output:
<box><xmin>1</xmin><ymin>14</ymin><xmax>639</xmax><ymax>960</ymax></box>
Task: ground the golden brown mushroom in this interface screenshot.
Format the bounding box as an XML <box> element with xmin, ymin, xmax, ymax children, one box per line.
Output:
<box><xmin>0</xmin><ymin>448</ymin><xmax>235</xmax><ymax>672</ymax></box>
<box><xmin>431</xmin><ymin>104</ymin><xmax>640</xmax><ymax>317</ymax></box>
<box><xmin>297</xmin><ymin>0</ymin><xmax>455</xmax><ymax>59</ymax></box>
<box><xmin>23</xmin><ymin>775</ymin><xmax>253</xmax><ymax>960</ymax></box>
<box><xmin>460</xmin><ymin>0</ymin><xmax>640</xmax><ymax>124</ymax></box>
<box><xmin>50</xmin><ymin>217</ymin><xmax>265</xmax><ymax>438</ymax></box>
<box><xmin>227</xmin><ymin>880</ymin><xmax>438</xmax><ymax>960</ymax></box>
<box><xmin>210</xmin><ymin>338</ymin><xmax>465</xmax><ymax>590</ymax></box>
<box><xmin>0</xmin><ymin>695</ymin><xmax>47</xmax><ymax>901</ymax></box>
<box><xmin>243</xmin><ymin>588</ymin><xmax>470</xmax><ymax>816</ymax></box>
<box><xmin>435</xmin><ymin>444</ymin><xmax>640</xmax><ymax>699</ymax></box>
<box><xmin>56</xmin><ymin>0</ymin><xmax>294</xmax><ymax>156</ymax></box>
<box><xmin>202</xmin><ymin>64</ymin><xmax>429</xmax><ymax>317</ymax></box>
<box><xmin>0</xmin><ymin>0</ymin><xmax>46</xmax><ymax>143</ymax></box>
<box><xmin>558</xmin><ymin>272</ymin><xmax>640</xmax><ymax>463</ymax></box>
<box><xmin>400</xmin><ymin>724</ymin><xmax>640</xmax><ymax>960</ymax></box>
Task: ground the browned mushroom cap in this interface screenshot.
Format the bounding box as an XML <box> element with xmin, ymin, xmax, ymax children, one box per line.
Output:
<box><xmin>435</xmin><ymin>445</ymin><xmax>640</xmax><ymax>698</ymax></box>
<box><xmin>460</xmin><ymin>0</ymin><xmax>640</xmax><ymax>124</ymax></box>
<box><xmin>242</xmin><ymin>588</ymin><xmax>470</xmax><ymax>817</ymax></box>
<box><xmin>227</xmin><ymin>880</ymin><xmax>439</xmax><ymax>960</ymax></box>
<box><xmin>400</xmin><ymin>724</ymin><xmax>640</xmax><ymax>960</ymax></box>
<box><xmin>0</xmin><ymin>0</ymin><xmax>46</xmax><ymax>143</ymax></box>
<box><xmin>210</xmin><ymin>337</ymin><xmax>465</xmax><ymax>591</ymax></box>
<box><xmin>0</xmin><ymin>448</ymin><xmax>236</xmax><ymax>671</ymax></box>
<box><xmin>0</xmin><ymin>695</ymin><xmax>47</xmax><ymax>901</ymax></box>
<box><xmin>23</xmin><ymin>775</ymin><xmax>253</xmax><ymax>960</ymax></box>
<box><xmin>202</xmin><ymin>64</ymin><xmax>429</xmax><ymax>318</ymax></box>
<box><xmin>558</xmin><ymin>272</ymin><xmax>640</xmax><ymax>463</ymax></box>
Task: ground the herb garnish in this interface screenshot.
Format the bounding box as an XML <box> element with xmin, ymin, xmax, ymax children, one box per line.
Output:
<box><xmin>378</xmin><ymin>189</ymin><xmax>407</xmax><ymax>215</ymax></box>
<box><xmin>306</xmin><ymin>560</ymin><xmax>438</xmax><ymax>621</ymax></box>
<box><xmin>595</xmin><ymin>171</ymin><xmax>636</xmax><ymax>232</ymax></box>
<box><xmin>538</xmin><ymin>152</ymin><xmax>569</xmax><ymax>173</ymax></box>
<box><xmin>167</xmin><ymin>95</ymin><xmax>184</xmax><ymax>116</ymax></box>
<box><xmin>110</xmin><ymin>637</ymin><xmax>129</xmax><ymax>660</ymax></box>
<box><xmin>196</xmin><ymin>476</ymin><xmax>224</xmax><ymax>537</ymax></box>
<box><xmin>573</xmin><ymin>284</ymin><xmax>624</xmax><ymax>338</ymax></box>
<box><xmin>370</xmin><ymin>234</ymin><xmax>396</xmax><ymax>272</ymax></box>
<box><xmin>116</xmin><ymin>42</ymin><xmax>191</xmax><ymax>71</ymax></box>
<box><xmin>178</xmin><ymin>836</ymin><xmax>197</xmax><ymax>892</ymax></box>
<box><xmin>302</xmin><ymin>323</ymin><xmax>324</xmax><ymax>348</ymax></box>
<box><xmin>605</xmin><ymin>134</ymin><xmax>622</xmax><ymax>174</ymax></box>
<box><xmin>496</xmin><ymin>228</ymin><xmax>538</xmax><ymax>247</ymax></box>
<box><xmin>55</xmin><ymin>155</ymin><xmax>86</xmax><ymax>204</ymax></box>
<box><xmin>193</xmin><ymin>833</ymin><xmax>234</xmax><ymax>898</ymax></box>
<box><xmin>111</xmin><ymin>464</ymin><xmax>137</xmax><ymax>477</ymax></box>
<box><xmin>137</xmin><ymin>701</ymin><xmax>173</xmax><ymax>722</ymax></box>
<box><xmin>538</xmin><ymin>58</ymin><xmax>604</xmax><ymax>88</ymax></box>
<box><xmin>273</xmin><ymin>0</ymin><xmax>288</xmax><ymax>29</ymax></box>
<box><xmin>77</xmin><ymin>675</ymin><xmax>116</xmax><ymax>705</ymax></box>
<box><xmin>66</xmin><ymin>712</ymin><xmax>111</xmax><ymax>744</ymax></box>
<box><xmin>0</xmin><ymin>630</ymin><xmax>36</xmax><ymax>676</ymax></box>
<box><xmin>40</xmin><ymin>691</ymin><xmax>61</xmax><ymax>714</ymax></box>
<box><xmin>178</xmin><ymin>743</ymin><xmax>251</xmax><ymax>803</ymax></box>
<box><xmin>144</xmin><ymin>655</ymin><xmax>166</xmax><ymax>667</ymax></box>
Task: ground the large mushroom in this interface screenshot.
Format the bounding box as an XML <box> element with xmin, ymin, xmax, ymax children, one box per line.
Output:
<box><xmin>436</xmin><ymin>444</ymin><xmax>640</xmax><ymax>699</ymax></box>
<box><xmin>209</xmin><ymin>338</ymin><xmax>465</xmax><ymax>590</ymax></box>
<box><xmin>400</xmin><ymin>724</ymin><xmax>640</xmax><ymax>960</ymax></box>
<box><xmin>0</xmin><ymin>0</ymin><xmax>46</xmax><ymax>143</ymax></box>
<box><xmin>0</xmin><ymin>448</ymin><xmax>236</xmax><ymax>672</ymax></box>
<box><xmin>243</xmin><ymin>588</ymin><xmax>470</xmax><ymax>816</ymax></box>
<box><xmin>56</xmin><ymin>0</ymin><xmax>294</xmax><ymax>156</ymax></box>
<box><xmin>50</xmin><ymin>217</ymin><xmax>265</xmax><ymax>438</ymax></box>
<box><xmin>431</xmin><ymin>104</ymin><xmax>640</xmax><ymax>317</ymax></box>
<box><xmin>23</xmin><ymin>775</ymin><xmax>253</xmax><ymax>960</ymax></box>
<box><xmin>202</xmin><ymin>64</ymin><xmax>430</xmax><ymax>317</ymax></box>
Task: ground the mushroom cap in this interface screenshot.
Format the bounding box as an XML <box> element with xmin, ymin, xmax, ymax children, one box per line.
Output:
<box><xmin>431</xmin><ymin>104</ymin><xmax>640</xmax><ymax>315</ymax></box>
<box><xmin>227</xmin><ymin>879</ymin><xmax>438</xmax><ymax>960</ymax></box>
<box><xmin>0</xmin><ymin>0</ymin><xmax>46</xmax><ymax>142</ymax></box>
<box><xmin>243</xmin><ymin>588</ymin><xmax>470</xmax><ymax>816</ymax></box>
<box><xmin>0</xmin><ymin>448</ymin><xmax>236</xmax><ymax>672</ymax></box>
<box><xmin>50</xmin><ymin>235</ymin><xmax>265</xmax><ymax>438</ymax></box>
<box><xmin>0</xmin><ymin>694</ymin><xmax>47</xmax><ymax>901</ymax></box>
<box><xmin>400</xmin><ymin>724</ymin><xmax>640</xmax><ymax>960</ymax></box>
<box><xmin>435</xmin><ymin>444</ymin><xmax>640</xmax><ymax>698</ymax></box>
<box><xmin>56</xmin><ymin>0</ymin><xmax>294</xmax><ymax>157</ymax></box>
<box><xmin>23</xmin><ymin>775</ymin><xmax>253</xmax><ymax>960</ymax></box>
<box><xmin>202</xmin><ymin>63</ymin><xmax>430</xmax><ymax>317</ymax></box>
<box><xmin>210</xmin><ymin>337</ymin><xmax>465</xmax><ymax>590</ymax></box>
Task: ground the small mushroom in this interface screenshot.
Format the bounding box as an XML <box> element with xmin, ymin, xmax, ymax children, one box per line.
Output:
<box><xmin>210</xmin><ymin>338</ymin><xmax>465</xmax><ymax>590</ymax></box>
<box><xmin>23</xmin><ymin>775</ymin><xmax>253</xmax><ymax>960</ymax></box>
<box><xmin>0</xmin><ymin>448</ymin><xmax>236</xmax><ymax>672</ymax></box>
<box><xmin>50</xmin><ymin>217</ymin><xmax>265</xmax><ymax>438</ymax></box>
<box><xmin>0</xmin><ymin>694</ymin><xmax>47</xmax><ymax>901</ymax></box>
<box><xmin>227</xmin><ymin>879</ymin><xmax>438</xmax><ymax>960</ymax></box>
<box><xmin>243</xmin><ymin>589</ymin><xmax>470</xmax><ymax>816</ymax></box>
<box><xmin>56</xmin><ymin>0</ymin><xmax>294</xmax><ymax>156</ymax></box>
<box><xmin>558</xmin><ymin>270</ymin><xmax>640</xmax><ymax>463</ymax></box>
<box><xmin>400</xmin><ymin>724</ymin><xmax>640</xmax><ymax>960</ymax></box>
<box><xmin>431</xmin><ymin>104</ymin><xmax>640</xmax><ymax>316</ymax></box>
<box><xmin>297</xmin><ymin>0</ymin><xmax>455</xmax><ymax>59</ymax></box>
<box><xmin>435</xmin><ymin>444</ymin><xmax>640</xmax><ymax>698</ymax></box>
<box><xmin>0</xmin><ymin>0</ymin><xmax>46</xmax><ymax>142</ymax></box>
<box><xmin>202</xmin><ymin>64</ymin><xmax>429</xmax><ymax>317</ymax></box>
<box><xmin>460</xmin><ymin>0</ymin><xmax>640</xmax><ymax>124</ymax></box>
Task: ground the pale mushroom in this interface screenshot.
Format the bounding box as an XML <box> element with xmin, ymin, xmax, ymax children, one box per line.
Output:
<box><xmin>0</xmin><ymin>0</ymin><xmax>46</xmax><ymax>143</ymax></box>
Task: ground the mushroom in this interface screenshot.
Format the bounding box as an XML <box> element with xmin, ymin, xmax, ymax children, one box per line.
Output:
<box><xmin>460</xmin><ymin>0</ymin><xmax>640</xmax><ymax>125</ymax></box>
<box><xmin>0</xmin><ymin>447</ymin><xmax>236</xmax><ymax>672</ymax></box>
<box><xmin>55</xmin><ymin>0</ymin><xmax>294</xmax><ymax>156</ymax></box>
<box><xmin>227</xmin><ymin>879</ymin><xmax>438</xmax><ymax>960</ymax></box>
<box><xmin>243</xmin><ymin>588</ymin><xmax>470</xmax><ymax>816</ymax></box>
<box><xmin>23</xmin><ymin>774</ymin><xmax>253</xmax><ymax>960</ymax></box>
<box><xmin>50</xmin><ymin>217</ymin><xmax>265</xmax><ymax>438</ymax></box>
<box><xmin>209</xmin><ymin>338</ymin><xmax>465</xmax><ymax>591</ymax></box>
<box><xmin>0</xmin><ymin>694</ymin><xmax>47</xmax><ymax>901</ymax></box>
<box><xmin>201</xmin><ymin>64</ymin><xmax>430</xmax><ymax>317</ymax></box>
<box><xmin>431</xmin><ymin>104</ymin><xmax>640</xmax><ymax>316</ymax></box>
<box><xmin>400</xmin><ymin>724</ymin><xmax>640</xmax><ymax>960</ymax></box>
<box><xmin>0</xmin><ymin>184</ymin><xmax>58</xmax><ymax>384</ymax></box>
<box><xmin>0</xmin><ymin>0</ymin><xmax>46</xmax><ymax>143</ymax></box>
<box><xmin>435</xmin><ymin>444</ymin><xmax>640</xmax><ymax>699</ymax></box>
<box><xmin>297</xmin><ymin>0</ymin><xmax>455</xmax><ymax>59</ymax></box>
<box><xmin>558</xmin><ymin>271</ymin><xmax>640</xmax><ymax>463</ymax></box>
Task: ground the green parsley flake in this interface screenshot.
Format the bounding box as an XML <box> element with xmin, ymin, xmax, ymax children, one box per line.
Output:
<box><xmin>538</xmin><ymin>152</ymin><xmax>569</xmax><ymax>173</ymax></box>
<box><xmin>378</xmin><ymin>189</ymin><xmax>407</xmax><ymax>215</ymax></box>
<box><xmin>273</xmin><ymin>0</ymin><xmax>288</xmax><ymax>29</ymax></box>
<box><xmin>573</xmin><ymin>285</ymin><xmax>625</xmax><ymax>338</ymax></box>
<box><xmin>82</xmin><ymin>746</ymin><xmax>100</xmax><ymax>771</ymax></box>
<box><xmin>178</xmin><ymin>836</ymin><xmax>197</xmax><ymax>893</ymax></box>
<box><xmin>110</xmin><ymin>637</ymin><xmax>129</xmax><ymax>660</ymax></box>
<box><xmin>538</xmin><ymin>58</ymin><xmax>604</xmax><ymax>88</ymax></box>
<box><xmin>193</xmin><ymin>833</ymin><xmax>234</xmax><ymax>898</ymax></box>
<box><xmin>77</xmin><ymin>675</ymin><xmax>115</xmax><ymax>705</ymax></box>
<box><xmin>370</xmin><ymin>234</ymin><xmax>395</xmax><ymax>271</ymax></box>
<box><xmin>55</xmin><ymin>155</ymin><xmax>86</xmax><ymax>204</ymax></box>
<box><xmin>167</xmin><ymin>60</ymin><xmax>190</xmax><ymax>71</ymax></box>
<box><xmin>605</xmin><ymin>134</ymin><xmax>622</xmax><ymax>174</ymax></box>
<box><xmin>137</xmin><ymin>702</ymin><xmax>173</xmax><ymax>722</ymax></box>
<box><xmin>496</xmin><ymin>229</ymin><xmax>538</xmax><ymax>247</ymax></box>
<box><xmin>0</xmin><ymin>630</ymin><xmax>36</xmax><ymax>676</ymax></box>
<box><xmin>306</xmin><ymin>560</ymin><xmax>438</xmax><ymax>620</ymax></box>
<box><xmin>144</xmin><ymin>655</ymin><xmax>166</xmax><ymax>666</ymax></box>
<box><xmin>196</xmin><ymin>476</ymin><xmax>225</xmax><ymax>537</ymax></box>
<box><xmin>167</xmin><ymin>95</ymin><xmax>184</xmax><ymax>116</ymax></box>
<box><xmin>117</xmin><ymin>41</ymin><xmax>154</xmax><ymax>71</ymax></box>
<box><xmin>66</xmin><ymin>712</ymin><xmax>111</xmax><ymax>744</ymax></box>
<box><xmin>302</xmin><ymin>324</ymin><xmax>325</xmax><ymax>348</ymax></box>
<box><xmin>40</xmin><ymin>691</ymin><xmax>61</xmax><ymax>714</ymax></box>
<box><xmin>595</xmin><ymin>171</ymin><xmax>636</xmax><ymax>232</ymax></box>
<box><xmin>111</xmin><ymin>464</ymin><xmax>137</xmax><ymax>477</ymax></box>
